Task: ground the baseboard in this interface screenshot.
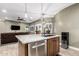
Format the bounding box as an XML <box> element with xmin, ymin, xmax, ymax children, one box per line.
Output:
<box><xmin>69</xmin><ymin>46</ymin><xmax>79</xmax><ymax>51</ymax></box>
<box><xmin>60</xmin><ymin>43</ymin><xmax>79</xmax><ymax>51</ymax></box>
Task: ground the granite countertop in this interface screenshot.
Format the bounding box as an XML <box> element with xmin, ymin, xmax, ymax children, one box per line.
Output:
<box><xmin>16</xmin><ymin>34</ymin><xmax>60</xmax><ymax>44</ymax></box>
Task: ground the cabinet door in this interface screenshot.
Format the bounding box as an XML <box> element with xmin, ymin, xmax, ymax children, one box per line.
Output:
<box><xmin>47</xmin><ymin>37</ymin><xmax>59</xmax><ymax>56</ymax></box>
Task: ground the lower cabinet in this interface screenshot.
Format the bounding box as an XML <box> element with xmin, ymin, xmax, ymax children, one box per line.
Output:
<box><xmin>18</xmin><ymin>37</ymin><xmax>60</xmax><ymax>56</ymax></box>
<box><xmin>47</xmin><ymin>37</ymin><xmax>60</xmax><ymax>56</ymax></box>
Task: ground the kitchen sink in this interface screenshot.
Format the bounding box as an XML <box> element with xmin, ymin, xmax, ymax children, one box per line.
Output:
<box><xmin>42</xmin><ymin>34</ymin><xmax>54</xmax><ymax>37</ymax></box>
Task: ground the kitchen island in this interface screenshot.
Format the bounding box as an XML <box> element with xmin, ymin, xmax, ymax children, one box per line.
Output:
<box><xmin>16</xmin><ymin>34</ymin><xmax>60</xmax><ymax>56</ymax></box>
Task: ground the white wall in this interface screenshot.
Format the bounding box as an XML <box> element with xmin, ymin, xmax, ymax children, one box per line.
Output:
<box><xmin>55</xmin><ymin>4</ymin><xmax>79</xmax><ymax>48</ymax></box>
<box><xmin>0</xmin><ymin>21</ymin><xmax>28</xmax><ymax>33</ymax></box>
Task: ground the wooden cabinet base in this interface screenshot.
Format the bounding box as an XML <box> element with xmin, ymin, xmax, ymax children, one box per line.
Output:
<box><xmin>47</xmin><ymin>37</ymin><xmax>60</xmax><ymax>56</ymax></box>
<box><xmin>18</xmin><ymin>41</ymin><xmax>28</xmax><ymax>56</ymax></box>
<box><xmin>18</xmin><ymin>37</ymin><xmax>60</xmax><ymax>56</ymax></box>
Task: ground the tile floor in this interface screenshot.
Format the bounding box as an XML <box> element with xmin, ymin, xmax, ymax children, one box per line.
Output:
<box><xmin>60</xmin><ymin>47</ymin><xmax>79</xmax><ymax>56</ymax></box>
<box><xmin>0</xmin><ymin>43</ymin><xmax>79</xmax><ymax>56</ymax></box>
<box><xmin>0</xmin><ymin>43</ymin><xmax>18</xmax><ymax>56</ymax></box>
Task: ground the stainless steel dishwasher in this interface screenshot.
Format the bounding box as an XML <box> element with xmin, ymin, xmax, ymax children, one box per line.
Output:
<box><xmin>28</xmin><ymin>40</ymin><xmax>47</xmax><ymax>56</ymax></box>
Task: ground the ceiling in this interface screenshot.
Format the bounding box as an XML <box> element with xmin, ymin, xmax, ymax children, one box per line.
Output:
<box><xmin>0</xmin><ymin>3</ymin><xmax>74</xmax><ymax>23</ymax></box>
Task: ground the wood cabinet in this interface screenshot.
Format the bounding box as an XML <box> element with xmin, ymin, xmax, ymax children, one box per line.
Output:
<box><xmin>18</xmin><ymin>41</ymin><xmax>28</xmax><ymax>56</ymax></box>
<box><xmin>47</xmin><ymin>37</ymin><xmax>60</xmax><ymax>56</ymax></box>
<box><xmin>18</xmin><ymin>36</ymin><xmax>60</xmax><ymax>56</ymax></box>
<box><xmin>1</xmin><ymin>32</ymin><xmax>29</xmax><ymax>44</ymax></box>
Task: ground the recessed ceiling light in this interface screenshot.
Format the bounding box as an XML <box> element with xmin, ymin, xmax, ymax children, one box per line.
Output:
<box><xmin>30</xmin><ymin>17</ymin><xmax>33</xmax><ymax>19</ymax></box>
<box><xmin>2</xmin><ymin>9</ymin><xmax>7</xmax><ymax>13</ymax></box>
<box><xmin>25</xmin><ymin>13</ymin><xmax>28</xmax><ymax>18</ymax></box>
<box><xmin>5</xmin><ymin>17</ymin><xmax>8</xmax><ymax>19</ymax></box>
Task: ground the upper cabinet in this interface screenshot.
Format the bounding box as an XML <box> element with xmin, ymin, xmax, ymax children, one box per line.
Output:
<box><xmin>29</xmin><ymin>17</ymin><xmax>56</xmax><ymax>34</ymax></box>
<box><xmin>43</xmin><ymin>23</ymin><xmax>53</xmax><ymax>34</ymax></box>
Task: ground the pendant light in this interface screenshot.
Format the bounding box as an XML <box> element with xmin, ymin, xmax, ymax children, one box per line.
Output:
<box><xmin>25</xmin><ymin>3</ymin><xmax>28</xmax><ymax>18</ymax></box>
<box><xmin>41</xmin><ymin>3</ymin><xmax>45</xmax><ymax>34</ymax></box>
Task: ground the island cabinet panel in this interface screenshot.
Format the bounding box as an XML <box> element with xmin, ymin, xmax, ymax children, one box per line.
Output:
<box><xmin>18</xmin><ymin>41</ymin><xmax>28</xmax><ymax>56</ymax></box>
<box><xmin>47</xmin><ymin>37</ymin><xmax>60</xmax><ymax>56</ymax></box>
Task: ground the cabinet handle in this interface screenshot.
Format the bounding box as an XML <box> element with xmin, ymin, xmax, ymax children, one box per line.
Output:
<box><xmin>32</xmin><ymin>43</ymin><xmax>45</xmax><ymax>48</ymax></box>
